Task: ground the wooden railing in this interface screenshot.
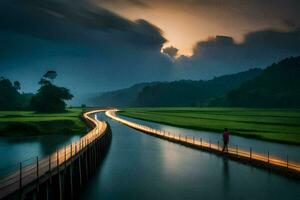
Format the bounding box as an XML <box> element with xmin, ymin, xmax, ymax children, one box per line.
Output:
<box><xmin>0</xmin><ymin>110</ymin><xmax>109</xmax><ymax>199</ymax></box>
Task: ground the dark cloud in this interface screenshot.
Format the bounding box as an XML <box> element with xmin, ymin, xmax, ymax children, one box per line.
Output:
<box><xmin>100</xmin><ymin>0</ymin><xmax>149</xmax><ymax>8</ymax></box>
<box><xmin>282</xmin><ymin>19</ymin><xmax>297</xmax><ymax>29</ymax></box>
<box><xmin>128</xmin><ymin>0</ymin><xmax>149</xmax><ymax>8</ymax></box>
<box><xmin>174</xmin><ymin>29</ymin><xmax>300</xmax><ymax>80</ymax></box>
<box><xmin>0</xmin><ymin>0</ymin><xmax>165</xmax><ymax>49</ymax></box>
<box><xmin>162</xmin><ymin>46</ymin><xmax>178</xmax><ymax>58</ymax></box>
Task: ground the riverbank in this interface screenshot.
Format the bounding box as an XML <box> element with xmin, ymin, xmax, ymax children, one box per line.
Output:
<box><xmin>0</xmin><ymin>108</ymin><xmax>86</xmax><ymax>137</ymax></box>
<box><xmin>119</xmin><ymin>107</ymin><xmax>300</xmax><ymax>144</ymax></box>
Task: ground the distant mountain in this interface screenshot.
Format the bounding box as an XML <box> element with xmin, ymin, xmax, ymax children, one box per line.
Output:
<box><xmin>212</xmin><ymin>56</ymin><xmax>300</xmax><ymax>107</ymax></box>
<box><xmin>135</xmin><ymin>68</ymin><xmax>263</xmax><ymax>107</ymax></box>
<box><xmin>84</xmin><ymin>56</ymin><xmax>299</xmax><ymax>108</ymax></box>
<box><xmin>85</xmin><ymin>82</ymin><xmax>160</xmax><ymax>107</ymax></box>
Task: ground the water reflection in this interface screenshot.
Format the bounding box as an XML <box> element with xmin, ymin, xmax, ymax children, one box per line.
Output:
<box><xmin>0</xmin><ymin>134</ymin><xmax>80</xmax><ymax>172</ymax></box>
<box><xmin>222</xmin><ymin>157</ymin><xmax>230</xmax><ymax>196</ymax></box>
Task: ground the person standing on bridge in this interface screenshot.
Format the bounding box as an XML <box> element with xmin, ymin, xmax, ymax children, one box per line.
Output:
<box><xmin>222</xmin><ymin>128</ymin><xmax>229</xmax><ymax>152</ymax></box>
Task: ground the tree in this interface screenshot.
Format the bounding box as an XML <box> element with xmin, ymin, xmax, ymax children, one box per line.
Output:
<box><xmin>39</xmin><ymin>70</ymin><xmax>57</xmax><ymax>85</ymax></box>
<box><xmin>31</xmin><ymin>71</ymin><xmax>73</xmax><ymax>113</ymax></box>
<box><xmin>43</xmin><ymin>70</ymin><xmax>57</xmax><ymax>81</ymax></box>
<box><xmin>0</xmin><ymin>77</ymin><xmax>21</xmax><ymax>110</ymax></box>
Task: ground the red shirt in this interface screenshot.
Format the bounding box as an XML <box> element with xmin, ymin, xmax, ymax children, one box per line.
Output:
<box><xmin>223</xmin><ymin>131</ymin><xmax>229</xmax><ymax>143</ymax></box>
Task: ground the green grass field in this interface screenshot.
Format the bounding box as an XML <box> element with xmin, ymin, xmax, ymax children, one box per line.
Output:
<box><xmin>120</xmin><ymin>107</ymin><xmax>300</xmax><ymax>144</ymax></box>
<box><xmin>0</xmin><ymin>108</ymin><xmax>86</xmax><ymax>137</ymax></box>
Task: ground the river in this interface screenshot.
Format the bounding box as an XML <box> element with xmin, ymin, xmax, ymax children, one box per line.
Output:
<box><xmin>79</xmin><ymin>113</ymin><xmax>300</xmax><ymax>199</ymax></box>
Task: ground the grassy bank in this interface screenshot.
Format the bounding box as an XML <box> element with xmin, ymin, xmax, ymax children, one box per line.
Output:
<box><xmin>120</xmin><ymin>107</ymin><xmax>300</xmax><ymax>144</ymax></box>
<box><xmin>0</xmin><ymin>108</ymin><xmax>86</xmax><ymax>137</ymax></box>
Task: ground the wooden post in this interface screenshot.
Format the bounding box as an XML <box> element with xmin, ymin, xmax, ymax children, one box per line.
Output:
<box><xmin>94</xmin><ymin>143</ymin><xmax>97</xmax><ymax>169</ymax></box>
<box><xmin>236</xmin><ymin>145</ymin><xmax>238</xmax><ymax>156</ymax></box>
<box><xmin>58</xmin><ymin>171</ymin><xmax>62</xmax><ymax>200</ymax></box>
<box><xmin>85</xmin><ymin>146</ymin><xmax>89</xmax><ymax>179</ymax></box>
<box><xmin>98</xmin><ymin>140</ymin><xmax>101</xmax><ymax>161</ymax></box>
<box><xmin>36</xmin><ymin>156</ymin><xmax>39</xmax><ymax>191</ymax></box>
<box><xmin>69</xmin><ymin>161</ymin><xmax>73</xmax><ymax>199</ymax></box>
<box><xmin>250</xmin><ymin>147</ymin><xmax>252</xmax><ymax>160</ymax></box>
<box><xmin>49</xmin><ymin>155</ymin><xmax>52</xmax><ymax>184</ymax></box>
<box><xmin>200</xmin><ymin>138</ymin><xmax>202</xmax><ymax>147</ymax></box>
<box><xmin>36</xmin><ymin>156</ymin><xmax>39</xmax><ymax>178</ymax></box>
<box><xmin>57</xmin><ymin>148</ymin><xmax>61</xmax><ymax>199</ymax></box>
<box><xmin>87</xmin><ymin>139</ymin><xmax>91</xmax><ymax>173</ymax></box>
<box><xmin>209</xmin><ymin>140</ymin><xmax>211</xmax><ymax>148</ymax></box>
<box><xmin>46</xmin><ymin>182</ymin><xmax>49</xmax><ymax>200</ymax></box>
<box><xmin>90</xmin><ymin>143</ymin><xmax>93</xmax><ymax>173</ymax></box>
<box><xmin>185</xmin><ymin>136</ymin><xmax>187</xmax><ymax>142</ymax></box>
<box><xmin>193</xmin><ymin>137</ymin><xmax>195</xmax><ymax>144</ymax></box>
<box><xmin>49</xmin><ymin>155</ymin><xmax>51</xmax><ymax>171</ymax></box>
<box><xmin>79</xmin><ymin>155</ymin><xmax>82</xmax><ymax>186</ymax></box>
<box><xmin>57</xmin><ymin>149</ymin><xmax>59</xmax><ymax>171</ymax></box>
<box><xmin>64</xmin><ymin>146</ymin><xmax>67</xmax><ymax>170</ymax></box>
<box><xmin>19</xmin><ymin>162</ymin><xmax>22</xmax><ymax>190</ymax></box>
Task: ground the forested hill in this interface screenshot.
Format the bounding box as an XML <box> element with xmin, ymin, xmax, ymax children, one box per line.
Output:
<box><xmin>135</xmin><ymin>68</ymin><xmax>263</xmax><ymax>106</ymax></box>
<box><xmin>85</xmin><ymin>82</ymin><xmax>160</xmax><ymax>107</ymax></box>
<box><xmin>212</xmin><ymin>56</ymin><xmax>300</xmax><ymax>107</ymax></box>
<box><xmin>87</xmin><ymin>68</ymin><xmax>262</xmax><ymax>107</ymax></box>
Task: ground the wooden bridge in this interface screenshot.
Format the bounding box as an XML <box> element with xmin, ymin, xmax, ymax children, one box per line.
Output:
<box><xmin>106</xmin><ymin>109</ymin><xmax>300</xmax><ymax>179</ymax></box>
<box><xmin>0</xmin><ymin>110</ymin><xmax>112</xmax><ymax>200</ymax></box>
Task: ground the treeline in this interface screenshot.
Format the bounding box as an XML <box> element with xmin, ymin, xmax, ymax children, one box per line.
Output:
<box><xmin>135</xmin><ymin>68</ymin><xmax>262</xmax><ymax>107</ymax></box>
<box><xmin>0</xmin><ymin>71</ymin><xmax>73</xmax><ymax>112</ymax></box>
<box><xmin>86</xmin><ymin>68</ymin><xmax>263</xmax><ymax>107</ymax></box>
<box><xmin>0</xmin><ymin>77</ymin><xmax>33</xmax><ymax>110</ymax></box>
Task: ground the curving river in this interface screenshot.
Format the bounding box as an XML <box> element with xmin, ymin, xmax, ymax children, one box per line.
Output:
<box><xmin>79</xmin><ymin>113</ymin><xmax>300</xmax><ymax>200</ymax></box>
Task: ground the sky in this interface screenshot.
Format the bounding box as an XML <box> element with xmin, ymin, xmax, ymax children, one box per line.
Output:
<box><xmin>1</xmin><ymin>0</ymin><xmax>300</xmax><ymax>100</ymax></box>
